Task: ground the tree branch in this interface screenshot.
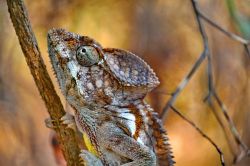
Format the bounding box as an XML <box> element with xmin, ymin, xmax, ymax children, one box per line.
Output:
<box><xmin>6</xmin><ymin>0</ymin><xmax>81</xmax><ymax>165</ymax></box>
<box><xmin>161</xmin><ymin>0</ymin><xmax>249</xmax><ymax>164</ymax></box>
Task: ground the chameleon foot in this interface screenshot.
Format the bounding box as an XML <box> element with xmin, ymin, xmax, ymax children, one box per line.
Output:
<box><xmin>45</xmin><ymin>118</ymin><xmax>57</xmax><ymax>129</ymax></box>
<box><xmin>61</xmin><ymin>112</ymin><xmax>77</xmax><ymax>131</ymax></box>
<box><xmin>45</xmin><ymin>112</ymin><xmax>76</xmax><ymax>130</ymax></box>
<box><xmin>79</xmin><ymin>150</ymin><xmax>103</xmax><ymax>166</ymax></box>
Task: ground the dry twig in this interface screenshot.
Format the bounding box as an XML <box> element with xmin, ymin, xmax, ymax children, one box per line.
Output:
<box><xmin>197</xmin><ymin>10</ymin><xmax>250</xmax><ymax>59</ymax></box>
<box><xmin>170</xmin><ymin>106</ymin><xmax>225</xmax><ymax>166</ymax></box>
<box><xmin>161</xmin><ymin>0</ymin><xmax>249</xmax><ymax>164</ymax></box>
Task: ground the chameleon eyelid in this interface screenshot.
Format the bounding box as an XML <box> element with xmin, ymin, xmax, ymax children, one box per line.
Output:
<box><xmin>91</xmin><ymin>44</ymin><xmax>104</xmax><ymax>58</ymax></box>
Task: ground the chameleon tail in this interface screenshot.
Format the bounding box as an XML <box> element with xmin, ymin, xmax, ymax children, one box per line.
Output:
<box><xmin>146</xmin><ymin>107</ymin><xmax>175</xmax><ymax>166</ymax></box>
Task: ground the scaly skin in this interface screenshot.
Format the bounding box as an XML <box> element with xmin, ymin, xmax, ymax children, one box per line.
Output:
<box><xmin>47</xmin><ymin>28</ymin><xmax>174</xmax><ymax>166</ymax></box>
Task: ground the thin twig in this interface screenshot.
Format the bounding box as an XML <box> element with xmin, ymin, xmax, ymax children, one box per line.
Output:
<box><xmin>244</xmin><ymin>44</ymin><xmax>250</xmax><ymax>59</ymax></box>
<box><xmin>204</xmin><ymin>8</ymin><xmax>237</xmax><ymax>157</ymax></box>
<box><xmin>193</xmin><ymin>0</ymin><xmax>249</xmax><ymax>162</ymax></box>
<box><xmin>213</xmin><ymin>91</ymin><xmax>248</xmax><ymax>151</ymax></box>
<box><xmin>198</xmin><ymin>3</ymin><xmax>249</xmax><ymax>162</ymax></box>
<box><xmin>161</xmin><ymin>0</ymin><xmax>249</xmax><ymax>164</ymax></box>
<box><xmin>206</xmin><ymin>99</ymin><xmax>237</xmax><ymax>157</ymax></box>
<box><xmin>170</xmin><ymin>106</ymin><xmax>225</xmax><ymax>166</ymax></box>
<box><xmin>193</xmin><ymin>0</ymin><xmax>236</xmax><ymax>162</ymax></box>
<box><xmin>160</xmin><ymin>0</ymin><xmax>209</xmax><ymax>121</ymax></box>
<box><xmin>198</xmin><ymin>8</ymin><xmax>250</xmax><ymax>60</ymax></box>
<box><xmin>6</xmin><ymin>0</ymin><xmax>82</xmax><ymax>165</ymax></box>
<box><xmin>198</xmin><ymin>11</ymin><xmax>249</xmax><ymax>45</ymax></box>
<box><xmin>212</xmin><ymin>91</ymin><xmax>249</xmax><ymax>163</ymax></box>
<box><xmin>160</xmin><ymin>50</ymin><xmax>207</xmax><ymax>120</ymax></box>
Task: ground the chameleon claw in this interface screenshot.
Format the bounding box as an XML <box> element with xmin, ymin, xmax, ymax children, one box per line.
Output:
<box><xmin>45</xmin><ymin>118</ymin><xmax>57</xmax><ymax>129</ymax></box>
<box><xmin>79</xmin><ymin>150</ymin><xmax>86</xmax><ymax>164</ymax></box>
<box><xmin>61</xmin><ymin>112</ymin><xmax>74</xmax><ymax>123</ymax></box>
<box><xmin>79</xmin><ymin>156</ymin><xmax>85</xmax><ymax>165</ymax></box>
<box><xmin>60</xmin><ymin>112</ymin><xmax>77</xmax><ymax>131</ymax></box>
<box><xmin>45</xmin><ymin>112</ymin><xmax>76</xmax><ymax>130</ymax></box>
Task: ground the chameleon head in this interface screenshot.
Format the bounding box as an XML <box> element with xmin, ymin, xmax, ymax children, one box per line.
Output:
<box><xmin>48</xmin><ymin>28</ymin><xmax>160</xmax><ymax>107</ymax></box>
<box><xmin>47</xmin><ymin>28</ymin><xmax>103</xmax><ymax>99</ymax></box>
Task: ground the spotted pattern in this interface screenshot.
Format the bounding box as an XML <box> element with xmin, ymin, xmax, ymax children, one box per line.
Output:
<box><xmin>104</xmin><ymin>48</ymin><xmax>159</xmax><ymax>88</ymax></box>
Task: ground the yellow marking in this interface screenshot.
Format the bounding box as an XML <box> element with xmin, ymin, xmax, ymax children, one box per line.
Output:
<box><xmin>83</xmin><ymin>132</ymin><xmax>98</xmax><ymax>156</ymax></box>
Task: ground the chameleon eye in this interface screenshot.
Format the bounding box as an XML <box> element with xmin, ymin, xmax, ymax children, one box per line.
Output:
<box><xmin>76</xmin><ymin>46</ymin><xmax>100</xmax><ymax>66</ymax></box>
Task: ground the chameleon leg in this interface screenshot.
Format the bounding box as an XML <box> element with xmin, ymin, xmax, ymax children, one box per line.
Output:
<box><xmin>97</xmin><ymin>122</ymin><xmax>157</xmax><ymax>166</ymax></box>
<box><xmin>79</xmin><ymin>149</ymin><xmax>103</xmax><ymax>166</ymax></box>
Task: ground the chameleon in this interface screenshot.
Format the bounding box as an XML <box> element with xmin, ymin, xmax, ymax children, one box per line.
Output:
<box><xmin>47</xmin><ymin>28</ymin><xmax>174</xmax><ymax>166</ymax></box>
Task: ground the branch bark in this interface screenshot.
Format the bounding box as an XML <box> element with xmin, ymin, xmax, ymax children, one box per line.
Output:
<box><xmin>6</xmin><ymin>0</ymin><xmax>81</xmax><ymax>165</ymax></box>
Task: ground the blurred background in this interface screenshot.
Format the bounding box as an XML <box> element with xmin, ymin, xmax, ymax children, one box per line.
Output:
<box><xmin>0</xmin><ymin>0</ymin><xmax>250</xmax><ymax>165</ymax></box>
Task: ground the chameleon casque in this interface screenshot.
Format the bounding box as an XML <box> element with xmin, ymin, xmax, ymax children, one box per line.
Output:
<box><xmin>47</xmin><ymin>28</ymin><xmax>174</xmax><ymax>166</ymax></box>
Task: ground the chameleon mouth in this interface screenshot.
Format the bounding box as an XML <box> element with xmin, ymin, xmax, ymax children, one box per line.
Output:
<box><xmin>47</xmin><ymin>28</ymin><xmax>74</xmax><ymax>62</ymax></box>
<box><xmin>47</xmin><ymin>28</ymin><xmax>71</xmax><ymax>94</ymax></box>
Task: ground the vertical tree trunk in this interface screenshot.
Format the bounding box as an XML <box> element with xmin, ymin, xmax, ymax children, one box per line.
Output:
<box><xmin>6</xmin><ymin>0</ymin><xmax>81</xmax><ymax>165</ymax></box>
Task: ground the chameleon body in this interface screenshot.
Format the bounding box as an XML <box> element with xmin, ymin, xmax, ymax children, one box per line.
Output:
<box><xmin>48</xmin><ymin>28</ymin><xmax>174</xmax><ymax>166</ymax></box>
